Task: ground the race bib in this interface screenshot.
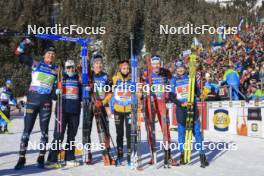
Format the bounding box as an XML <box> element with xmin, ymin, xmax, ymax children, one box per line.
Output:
<box><xmin>176</xmin><ymin>85</ymin><xmax>189</xmax><ymax>99</ymax></box>
<box><xmin>115</xmin><ymin>89</ymin><xmax>132</xmax><ymax>102</ymax></box>
<box><xmin>63</xmin><ymin>86</ymin><xmax>79</xmax><ymax>100</ymax></box>
<box><xmin>31</xmin><ymin>72</ymin><xmax>56</xmax><ymax>91</ymax></box>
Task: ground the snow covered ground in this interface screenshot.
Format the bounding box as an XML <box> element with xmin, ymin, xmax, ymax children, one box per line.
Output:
<box><xmin>0</xmin><ymin>108</ymin><xmax>264</xmax><ymax>176</ymax></box>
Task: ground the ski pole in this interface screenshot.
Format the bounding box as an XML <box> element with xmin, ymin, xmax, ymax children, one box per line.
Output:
<box><xmin>57</xmin><ymin>65</ymin><xmax>63</xmax><ymax>164</ymax></box>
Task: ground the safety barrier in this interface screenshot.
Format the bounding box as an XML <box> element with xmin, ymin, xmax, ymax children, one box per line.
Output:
<box><xmin>168</xmin><ymin>100</ymin><xmax>264</xmax><ymax>138</ymax></box>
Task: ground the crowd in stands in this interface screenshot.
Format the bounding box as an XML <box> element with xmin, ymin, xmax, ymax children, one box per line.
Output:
<box><xmin>173</xmin><ymin>23</ymin><xmax>264</xmax><ymax>101</ymax></box>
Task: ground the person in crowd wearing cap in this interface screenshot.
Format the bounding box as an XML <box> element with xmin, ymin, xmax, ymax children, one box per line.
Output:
<box><xmin>46</xmin><ymin>60</ymin><xmax>82</xmax><ymax>168</ymax></box>
<box><xmin>0</xmin><ymin>80</ymin><xmax>17</xmax><ymax>133</ymax></box>
<box><xmin>219</xmin><ymin>62</ymin><xmax>240</xmax><ymax>100</ymax></box>
<box><xmin>14</xmin><ymin>38</ymin><xmax>58</xmax><ymax>170</ymax></box>
<box><xmin>142</xmin><ymin>55</ymin><xmax>177</xmax><ymax>166</ymax></box>
<box><xmin>86</xmin><ymin>54</ymin><xmax>114</xmax><ymax>166</ymax></box>
<box><xmin>110</xmin><ymin>60</ymin><xmax>133</xmax><ymax>166</ymax></box>
<box><xmin>169</xmin><ymin>60</ymin><xmax>209</xmax><ymax>167</ymax></box>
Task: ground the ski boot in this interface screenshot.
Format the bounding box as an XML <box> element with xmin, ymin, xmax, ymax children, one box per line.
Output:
<box><xmin>115</xmin><ymin>157</ymin><xmax>122</xmax><ymax>166</ymax></box>
<box><xmin>180</xmin><ymin>153</ymin><xmax>186</xmax><ymax>165</ymax></box>
<box><xmin>14</xmin><ymin>155</ymin><xmax>26</xmax><ymax>170</ymax></box>
<box><xmin>0</xmin><ymin>127</ymin><xmax>3</xmax><ymax>134</ymax></box>
<box><xmin>200</xmin><ymin>153</ymin><xmax>209</xmax><ymax>168</ymax></box>
<box><xmin>127</xmin><ymin>155</ymin><xmax>131</xmax><ymax>167</ymax></box>
<box><xmin>168</xmin><ymin>149</ymin><xmax>177</xmax><ymax>166</ymax></box>
<box><xmin>37</xmin><ymin>154</ymin><xmax>45</xmax><ymax>168</ymax></box>
<box><xmin>115</xmin><ymin>148</ymin><xmax>123</xmax><ymax>167</ymax></box>
<box><xmin>163</xmin><ymin>149</ymin><xmax>170</xmax><ymax>168</ymax></box>
<box><xmin>102</xmin><ymin>154</ymin><xmax>111</xmax><ymax>166</ymax></box>
<box><xmin>85</xmin><ymin>152</ymin><xmax>93</xmax><ymax>165</ymax></box>
<box><xmin>148</xmin><ymin>149</ymin><xmax>155</xmax><ymax>165</ymax></box>
<box><xmin>102</xmin><ymin>149</ymin><xmax>115</xmax><ymax>166</ymax></box>
<box><xmin>3</xmin><ymin>126</ymin><xmax>8</xmax><ymax>134</ymax></box>
<box><xmin>109</xmin><ymin>155</ymin><xmax>116</xmax><ymax>165</ymax></box>
<box><xmin>107</xmin><ymin>148</ymin><xmax>116</xmax><ymax>165</ymax></box>
<box><xmin>148</xmin><ymin>158</ymin><xmax>154</xmax><ymax>165</ymax></box>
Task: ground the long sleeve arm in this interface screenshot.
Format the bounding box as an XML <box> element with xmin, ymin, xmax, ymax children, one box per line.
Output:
<box><xmin>15</xmin><ymin>39</ymin><xmax>34</xmax><ymax>67</ymax></box>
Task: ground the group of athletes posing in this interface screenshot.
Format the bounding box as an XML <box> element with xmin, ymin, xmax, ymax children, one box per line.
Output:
<box><xmin>12</xmin><ymin>38</ymin><xmax>209</xmax><ymax>170</ymax></box>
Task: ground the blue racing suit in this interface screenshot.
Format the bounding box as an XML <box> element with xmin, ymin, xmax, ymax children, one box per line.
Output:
<box><xmin>16</xmin><ymin>40</ymin><xmax>58</xmax><ymax>156</ymax></box>
<box><xmin>169</xmin><ymin>73</ymin><xmax>204</xmax><ymax>154</ymax></box>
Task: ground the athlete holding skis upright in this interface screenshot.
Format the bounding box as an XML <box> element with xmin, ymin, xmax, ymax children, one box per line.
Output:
<box><xmin>88</xmin><ymin>54</ymin><xmax>115</xmax><ymax>166</ymax></box>
<box><xmin>46</xmin><ymin>60</ymin><xmax>82</xmax><ymax>168</ymax></box>
<box><xmin>143</xmin><ymin>55</ymin><xmax>177</xmax><ymax>167</ymax></box>
<box><xmin>111</xmin><ymin>60</ymin><xmax>133</xmax><ymax>166</ymax></box>
<box><xmin>169</xmin><ymin>55</ymin><xmax>209</xmax><ymax>168</ymax></box>
<box><xmin>14</xmin><ymin>38</ymin><xmax>58</xmax><ymax>170</ymax></box>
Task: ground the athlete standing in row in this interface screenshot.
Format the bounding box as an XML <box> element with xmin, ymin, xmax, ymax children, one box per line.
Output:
<box><xmin>169</xmin><ymin>60</ymin><xmax>209</xmax><ymax>168</ymax></box>
<box><xmin>143</xmin><ymin>55</ymin><xmax>177</xmax><ymax>166</ymax></box>
<box><xmin>111</xmin><ymin>60</ymin><xmax>133</xmax><ymax>166</ymax></box>
<box><xmin>47</xmin><ymin>60</ymin><xmax>82</xmax><ymax>167</ymax></box>
<box><xmin>14</xmin><ymin>38</ymin><xmax>58</xmax><ymax>170</ymax></box>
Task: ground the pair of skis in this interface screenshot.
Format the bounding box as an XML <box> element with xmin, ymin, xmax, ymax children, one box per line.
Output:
<box><xmin>92</xmin><ymin>88</ymin><xmax>117</xmax><ymax>165</ymax></box>
<box><xmin>145</xmin><ymin>54</ymin><xmax>158</xmax><ymax>167</ymax></box>
<box><xmin>145</xmin><ymin>54</ymin><xmax>170</xmax><ymax>168</ymax></box>
<box><xmin>184</xmin><ymin>54</ymin><xmax>197</xmax><ymax>163</ymax></box>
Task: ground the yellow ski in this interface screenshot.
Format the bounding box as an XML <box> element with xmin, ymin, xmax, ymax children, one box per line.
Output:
<box><xmin>184</xmin><ymin>54</ymin><xmax>196</xmax><ymax>163</ymax></box>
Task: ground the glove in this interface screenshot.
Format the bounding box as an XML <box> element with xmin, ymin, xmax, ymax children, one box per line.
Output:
<box><xmin>1</xmin><ymin>105</ymin><xmax>6</xmax><ymax>111</ymax></box>
<box><xmin>95</xmin><ymin>100</ymin><xmax>103</xmax><ymax>109</ymax></box>
<box><xmin>181</xmin><ymin>102</ymin><xmax>193</xmax><ymax>108</ymax></box>
<box><xmin>56</xmin><ymin>89</ymin><xmax>62</xmax><ymax>95</ymax></box>
<box><xmin>24</xmin><ymin>38</ymin><xmax>32</xmax><ymax>44</ymax></box>
<box><xmin>181</xmin><ymin>102</ymin><xmax>188</xmax><ymax>107</ymax></box>
<box><xmin>16</xmin><ymin>38</ymin><xmax>32</xmax><ymax>54</ymax></box>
